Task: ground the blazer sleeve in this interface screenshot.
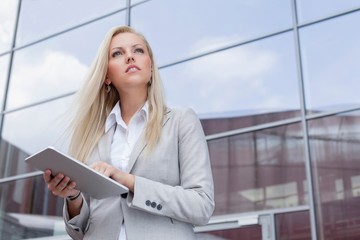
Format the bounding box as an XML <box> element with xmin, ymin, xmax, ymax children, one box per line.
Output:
<box><xmin>126</xmin><ymin>108</ymin><xmax>215</xmax><ymax>226</ymax></box>
<box><xmin>63</xmin><ymin>194</ymin><xmax>90</xmax><ymax>239</ymax></box>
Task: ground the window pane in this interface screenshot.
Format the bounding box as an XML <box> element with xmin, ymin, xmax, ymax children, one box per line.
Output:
<box><xmin>16</xmin><ymin>0</ymin><xmax>126</xmax><ymax>45</ymax></box>
<box><xmin>0</xmin><ymin>176</ymin><xmax>65</xmax><ymax>239</ymax></box>
<box><xmin>0</xmin><ymin>0</ymin><xmax>18</xmax><ymax>53</ymax></box>
<box><xmin>209</xmin><ymin>122</ymin><xmax>306</xmax><ymax>215</ymax></box>
<box><xmin>161</xmin><ymin>32</ymin><xmax>300</xmax><ymax>132</ymax></box>
<box><xmin>2</xmin><ymin>96</ymin><xmax>73</xmax><ymax>177</ymax></box>
<box><xmin>300</xmin><ymin>12</ymin><xmax>360</xmax><ymax>112</ymax></box>
<box><xmin>196</xmin><ymin>225</ymin><xmax>262</xmax><ymax>240</ymax></box>
<box><xmin>308</xmin><ymin>110</ymin><xmax>360</xmax><ymax>239</ymax></box>
<box><xmin>131</xmin><ymin>0</ymin><xmax>293</xmax><ymax>66</ymax></box>
<box><xmin>276</xmin><ymin>211</ymin><xmax>311</xmax><ymax>240</ymax></box>
<box><xmin>297</xmin><ymin>0</ymin><xmax>360</xmax><ymax>23</ymax></box>
<box><xmin>6</xmin><ymin>13</ymin><xmax>125</xmax><ymax>110</ymax></box>
<box><xmin>0</xmin><ymin>55</ymin><xmax>9</xmax><ymax>112</ymax></box>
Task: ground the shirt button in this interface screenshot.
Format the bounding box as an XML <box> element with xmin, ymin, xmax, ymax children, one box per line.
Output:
<box><xmin>151</xmin><ymin>202</ymin><xmax>157</xmax><ymax>208</ymax></box>
<box><xmin>157</xmin><ymin>204</ymin><xmax>162</xmax><ymax>210</ymax></box>
<box><xmin>146</xmin><ymin>200</ymin><xmax>151</xmax><ymax>206</ymax></box>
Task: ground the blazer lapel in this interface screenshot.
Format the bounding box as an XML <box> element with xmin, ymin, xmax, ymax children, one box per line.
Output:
<box><xmin>125</xmin><ymin>108</ymin><xmax>172</xmax><ymax>173</ymax></box>
<box><xmin>125</xmin><ymin>132</ymin><xmax>147</xmax><ymax>173</ymax></box>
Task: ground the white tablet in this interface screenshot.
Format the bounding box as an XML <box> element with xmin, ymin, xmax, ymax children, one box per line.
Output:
<box><xmin>25</xmin><ymin>146</ymin><xmax>128</xmax><ymax>199</ymax></box>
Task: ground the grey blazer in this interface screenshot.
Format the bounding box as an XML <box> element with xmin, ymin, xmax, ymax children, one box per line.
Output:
<box><xmin>63</xmin><ymin>108</ymin><xmax>215</xmax><ymax>240</ymax></box>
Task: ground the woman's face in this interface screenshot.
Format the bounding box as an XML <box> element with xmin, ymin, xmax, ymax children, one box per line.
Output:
<box><xmin>106</xmin><ymin>32</ymin><xmax>152</xmax><ymax>93</ymax></box>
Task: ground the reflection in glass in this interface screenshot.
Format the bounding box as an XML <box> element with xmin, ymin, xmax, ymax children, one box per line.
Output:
<box><xmin>207</xmin><ymin>122</ymin><xmax>306</xmax><ymax>215</ymax></box>
<box><xmin>0</xmin><ymin>176</ymin><xmax>64</xmax><ymax>239</ymax></box>
<box><xmin>296</xmin><ymin>0</ymin><xmax>360</xmax><ymax>23</ymax></box>
<box><xmin>196</xmin><ymin>225</ymin><xmax>262</xmax><ymax>240</ymax></box>
<box><xmin>160</xmin><ymin>32</ymin><xmax>300</xmax><ymax>131</ymax></box>
<box><xmin>351</xmin><ymin>175</ymin><xmax>360</xmax><ymax>197</ymax></box>
<box><xmin>266</xmin><ymin>182</ymin><xmax>298</xmax><ymax>208</ymax></box>
<box><xmin>2</xmin><ymin>96</ymin><xmax>73</xmax><ymax>177</ymax></box>
<box><xmin>131</xmin><ymin>0</ymin><xmax>292</xmax><ymax>66</ymax></box>
<box><xmin>308</xmin><ymin>110</ymin><xmax>360</xmax><ymax>239</ymax></box>
<box><xmin>276</xmin><ymin>211</ymin><xmax>311</xmax><ymax>239</ymax></box>
<box><xmin>0</xmin><ymin>0</ymin><xmax>18</xmax><ymax>53</ymax></box>
<box><xmin>16</xmin><ymin>0</ymin><xmax>126</xmax><ymax>45</ymax></box>
<box><xmin>7</xmin><ymin>12</ymin><xmax>125</xmax><ymax>110</ymax></box>
<box><xmin>300</xmin><ymin>11</ymin><xmax>360</xmax><ymax>113</ymax></box>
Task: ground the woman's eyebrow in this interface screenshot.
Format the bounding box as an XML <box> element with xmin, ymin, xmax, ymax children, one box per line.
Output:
<box><xmin>110</xmin><ymin>46</ymin><xmax>123</xmax><ymax>51</ymax></box>
<box><xmin>110</xmin><ymin>44</ymin><xmax>144</xmax><ymax>51</ymax></box>
<box><xmin>132</xmin><ymin>44</ymin><xmax>145</xmax><ymax>48</ymax></box>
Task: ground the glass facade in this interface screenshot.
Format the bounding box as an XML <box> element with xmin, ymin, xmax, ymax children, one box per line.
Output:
<box><xmin>307</xmin><ymin>111</ymin><xmax>360</xmax><ymax>240</ymax></box>
<box><xmin>1</xmin><ymin>1</ymin><xmax>359</xmax><ymax>239</ymax></box>
<box><xmin>207</xmin><ymin>122</ymin><xmax>306</xmax><ymax>215</ymax></box>
<box><xmin>300</xmin><ymin>11</ymin><xmax>360</xmax><ymax>112</ymax></box>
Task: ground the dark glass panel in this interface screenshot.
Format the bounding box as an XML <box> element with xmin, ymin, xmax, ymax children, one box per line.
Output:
<box><xmin>308</xmin><ymin>111</ymin><xmax>360</xmax><ymax>239</ymax></box>
<box><xmin>276</xmin><ymin>211</ymin><xmax>311</xmax><ymax>240</ymax></box>
<box><xmin>209</xmin><ymin>122</ymin><xmax>306</xmax><ymax>215</ymax></box>
<box><xmin>196</xmin><ymin>225</ymin><xmax>262</xmax><ymax>240</ymax></box>
<box><xmin>0</xmin><ymin>176</ymin><xmax>64</xmax><ymax>239</ymax></box>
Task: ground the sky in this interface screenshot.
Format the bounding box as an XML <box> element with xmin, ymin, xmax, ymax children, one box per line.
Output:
<box><xmin>0</xmin><ymin>0</ymin><xmax>360</xmax><ymax>156</ymax></box>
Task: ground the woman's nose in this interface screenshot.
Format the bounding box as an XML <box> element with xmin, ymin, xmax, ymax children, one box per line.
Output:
<box><xmin>126</xmin><ymin>54</ymin><xmax>135</xmax><ymax>63</ymax></box>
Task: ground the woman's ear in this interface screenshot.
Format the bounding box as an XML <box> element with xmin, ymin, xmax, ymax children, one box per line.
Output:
<box><xmin>104</xmin><ymin>75</ymin><xmax>111</xmax><ymax>85</ymax></box>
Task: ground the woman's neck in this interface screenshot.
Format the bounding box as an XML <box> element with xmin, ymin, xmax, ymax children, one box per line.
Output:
<box><xmin>119</xmin><ymin>92</ymin><xmax>147</xmax><ymax>125</ymax></box>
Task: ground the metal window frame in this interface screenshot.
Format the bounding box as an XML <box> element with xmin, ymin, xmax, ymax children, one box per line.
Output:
<box><xmin>194</xmin><ymin>205</ymin><xmax>309</xmax><ymax>240</ymax></box>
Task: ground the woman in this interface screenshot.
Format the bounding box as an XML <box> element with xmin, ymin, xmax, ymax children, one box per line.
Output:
<box><xmin>43</xmin><ymin>26</ymin><xmax>214</xmax><ymax>240</ymax></box>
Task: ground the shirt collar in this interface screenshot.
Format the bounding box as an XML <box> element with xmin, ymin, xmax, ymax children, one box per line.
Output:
<box><xmin>105</xmin><ymin>101</ymin><xmax>149</xmax><ymax>133</ymax></box>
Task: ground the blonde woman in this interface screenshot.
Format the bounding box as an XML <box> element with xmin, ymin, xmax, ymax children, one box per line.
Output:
<box><xmin>43</xmin><ymin>26</ymin><xmax>214</xmax><ymax>240</ymax></box>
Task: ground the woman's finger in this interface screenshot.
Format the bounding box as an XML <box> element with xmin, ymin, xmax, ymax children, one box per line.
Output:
<box><xmin>43</xmin><ymin>169</ymin><xmax>53</xmax><ymax>183</ymax></box>
<box><xmin>56</xmin><ymin>176</ymin><xmax>70</xmax><ymax>191</ymax></box>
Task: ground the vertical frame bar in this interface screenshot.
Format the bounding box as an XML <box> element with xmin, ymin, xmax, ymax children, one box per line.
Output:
<box><xmin>270</xmin><ymin>213</ymin><xmax>276</xmax><ymax>240</ymax></box>
<box><xmin>259</xmin><ymin>214</ymin><xmax>275</xmax><ymax>240</ymax></box>
<box><xmin>125</xmin><ymin>0</ymin><xmax>131</xmax><ymax>26</ymax></box>
<box><xmin>291</xmin><ymin>0</ymin><xmax>319</xmax><ymax>239</ymax></box>
<box><xmin>0</xmin><ymin>1</ymin><xmax>22</xmax><ymax>238</ymax></box>
<box><xmin>0</xmin><ymin>0</ymin><xmax>22</xmax><ymax>176</ymax></box>
<box><xmin>0</xmin><ymin>0</ymin><xmax>21</xmax><ymax>142</ymax></box>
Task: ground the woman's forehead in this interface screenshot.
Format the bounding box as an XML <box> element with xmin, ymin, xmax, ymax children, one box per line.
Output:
<box><xmin>110</xmin><ymin>32</ymin><xmax>145</xmax><ymax>47</ymax></box>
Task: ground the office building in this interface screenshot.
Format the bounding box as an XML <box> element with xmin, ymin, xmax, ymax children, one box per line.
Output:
<box><xmin>1</xmin><ymin>1</ymin><xmax>360</xmax><ymax>239</ymax></box>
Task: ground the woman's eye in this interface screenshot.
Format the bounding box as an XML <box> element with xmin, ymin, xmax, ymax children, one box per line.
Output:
<box><xmin>135</xmin><ymin>48</ymin><xmax>144</xmax><ymax>54</ymax></box>
<box><xmin>111</xmin><ymin>51</ymin><xmax>121</xmax><ymax>58</ymax></box>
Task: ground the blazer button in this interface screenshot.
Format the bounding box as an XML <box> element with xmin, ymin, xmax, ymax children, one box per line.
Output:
<box><xmin>151</xmin><ymin>202</ymin><xmax>157</xmax><ymax>208</ymax></box>
<box><xmin>157</xmin><ymin>204</ymin><xmax>162</xmax><ymax>210</ymax></box>
<box><xmin>146</xmin><ymin>200</ymin><xmax>151</xmax><ymax>206</ymax></box>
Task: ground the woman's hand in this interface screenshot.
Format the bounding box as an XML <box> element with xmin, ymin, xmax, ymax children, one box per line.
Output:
<box><xmin>44</xmin><ymin>169</ymin><xmax>83</xmax><ymax>219</ymax></box>
<box><xmin>91</xmin><ymin>161</ymin><xmax>117</xmax><ymax>178</ymax></box>
<box><xmin>43</xmin><ymin>169</ymin><xmax>79</xmax><ymax>198</ymax></box>
<box><xmin>91</xmin><ymin>162</ymin><xmax>135</xmax><ymax>192</ymax></box>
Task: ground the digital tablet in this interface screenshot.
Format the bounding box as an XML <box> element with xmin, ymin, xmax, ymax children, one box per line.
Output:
<box><xmin>25</xmin><ymin>146</ymin><xmax>128</xmax><ymax>199</ymax></box>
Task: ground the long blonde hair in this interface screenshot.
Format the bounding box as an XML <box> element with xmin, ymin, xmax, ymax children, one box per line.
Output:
<box><xmin>68</xmin><ymin>26</ymin><xmax>166</xmax><ymax>163</ymax></box>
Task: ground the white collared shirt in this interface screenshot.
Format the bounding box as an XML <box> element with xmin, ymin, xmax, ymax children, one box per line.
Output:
<box><xmin>104</xmin><ymin>101</ymin><xmax>148</xmax><ymax>240</ymax></box>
